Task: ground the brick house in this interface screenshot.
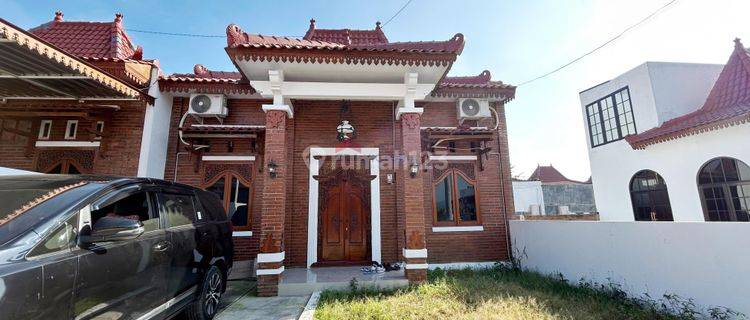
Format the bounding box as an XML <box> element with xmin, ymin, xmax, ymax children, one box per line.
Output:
<box><xmin>1</xmin><ymin>14</ymin><xmax>517</xmax><ymax>296</ymax></box>
<box><xmin>0</xmin><ymin>13</ymin><xmax>158</xmax><ymax>177</ymax></box>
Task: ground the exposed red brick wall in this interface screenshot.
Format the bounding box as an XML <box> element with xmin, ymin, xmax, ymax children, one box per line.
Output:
<box><xmin>0</xmin><ymin>100</ymin><xmax>146</xmax><ymax>176</ymax></box>
<box><xmin>421</xmin><ymin>102</ymin><xmax>512</xmax><ymax>263</ymax></box>
<box><xmin>162</xmin><ymin>98</ymin><xmax>512</xmax><ymax>267</ymax></box>
<box><xmin>286</xmin><ymin>100</ymin><xmax>400</xmax><ymax>266</ymax></box>
<box><xmin>163</xmin><ymin>98</ymin><xmax>267</xmax><ymax>261</ymax></box>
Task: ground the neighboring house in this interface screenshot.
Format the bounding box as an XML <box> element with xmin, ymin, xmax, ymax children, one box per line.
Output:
<box><xmin>0</xmin><ymin>14</ymin><xmax>518</xmax><ymax>296</ymax></box>
<box><xmin>0</xmin><ymin>13</ymin><xmax>164</xmax><ymax>177</ymax></box>
<box><xmin>579</xmin><ymin>39</ymin><xmax>750</xmax><ymax>222</ymax></box>
<box><xmin>513</xmin><ymin>165</ymin><xmax>596</xmax><ymax>215</ymax></box>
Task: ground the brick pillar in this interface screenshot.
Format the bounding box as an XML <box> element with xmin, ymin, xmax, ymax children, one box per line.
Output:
<box><xmin>257</xmin><ymin>109</ymin><xmax>288</xmax><ymax>296</ymax></box>
<box><xmin>400</xmin><ymin>112</ymin><xmax>428</xmax><ymax>283</ymax></box>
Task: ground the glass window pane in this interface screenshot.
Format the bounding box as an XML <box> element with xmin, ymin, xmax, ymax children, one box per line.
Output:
<box><xmin>158</xmin><ymin>193</ymin><xmax>196</xmax><ymax>227</ymax></box>
<box><xmin>456</xmin><ymin>174</ymin><xmax>477</xmax><ymax>222</ymax></box>
<box><xmin>738</xmin><ymin>161</ymin><xmax>750</xmax><ymax>181</ymax></box>
<box><xmin>92</xmin><ymin>192</ymin><xmax>159</xmax><ymax>232</ymax></box>
<box><xmin>631</xmin><ymin>170</ymin><xmax>673</xmax><ymax>221</ymax></box>
<box><xmin>29</xmin><ymin>214</ymin><xmax>77</xmax><ymax>257</ymax></box>
<box><xmin>435</xmin><ymin>174</ymin><xmax>454</xmax><ymax>222</ymax></box>
<box><xmin>67</xmin><ymin>163</ymin><xmax>81</xmax><ymax>174</ymax></box>
<box><xmin>229</xmin><ymin>177</ymin><xmax>251</xmax><ymax>229</ymax></box>
<box><xmin>47</xmin><ymin>163</ymin><xmax>62</xmax><ymax>174</ymax></box>
<box><xmin>723</xmin><ymin>158</ymin><xmax>739</xmax><ymax>182</ymax></box>
<box><xmin>206</xmin><ymin>177</ymin><xmax>226</xmax><ymax>202</ymax></box>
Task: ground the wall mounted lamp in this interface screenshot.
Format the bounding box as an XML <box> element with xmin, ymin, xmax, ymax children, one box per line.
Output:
<box><xmin>409</xmin><ymin>163</ymin><xmax>419</xmax><ymax>178</ymax></box>
<box><xmin>268</xmin><ymin>161</ymin><xmax>278</xmax><ymax>178</ymax></box>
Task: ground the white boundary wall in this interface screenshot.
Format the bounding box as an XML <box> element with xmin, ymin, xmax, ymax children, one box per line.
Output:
<box><xmin>510</xmin><ymin>220</ymin><xmax>750</xmax><ymax>315</ymax></box>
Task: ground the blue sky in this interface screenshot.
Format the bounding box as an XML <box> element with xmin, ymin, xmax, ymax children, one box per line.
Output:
<box><xmin>3</xmin><ymin>0</ymin><xmax>749</xmax><ymax>180</ymax></box>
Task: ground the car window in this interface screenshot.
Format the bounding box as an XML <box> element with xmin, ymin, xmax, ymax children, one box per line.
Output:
<box><xmin>158</xmin><ymin>193</ymin><xmax>197</xmax><ymax>227</ymax></box>
<box><xmin>29</xmin><ymin>214</ymin><xmax>77</xmax><ymax>257</ymax></box>
<box><xmin>196</xmin><ymin>190</ymin><xmax>228</xmax><ymax>222</ymax></box>
<box><xmin>91</xmin><ymin>191</ymin><xmax>160</xmax><ymax>232</ymax></box>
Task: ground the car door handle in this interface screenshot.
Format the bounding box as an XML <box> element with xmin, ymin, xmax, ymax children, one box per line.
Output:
<box><xmin>153</xmin><ymin>241</ymin><xmax>172</xmax><ymax>252</ymax></box>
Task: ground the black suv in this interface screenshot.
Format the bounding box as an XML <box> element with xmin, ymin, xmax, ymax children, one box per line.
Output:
<box><xmin>0</xmin><ymin>175</ymin><xmax>234</xmax><ymax>320</ymax></box>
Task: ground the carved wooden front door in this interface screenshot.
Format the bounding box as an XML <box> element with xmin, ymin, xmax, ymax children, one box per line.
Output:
<box><xmin>319</xmin><ymin>170</ymin><xmax>370</xmax><ymax>263</ymax></box>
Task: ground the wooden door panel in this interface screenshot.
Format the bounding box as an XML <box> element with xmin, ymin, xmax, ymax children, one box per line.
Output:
<box><xmin>321</xmin><ymin>187</ymin><xmax>345</xmax><ymax>261</ymax></box>
<box><xmin>319</xmin><ymin>169</ymin><xmax>371</xmax><ymax>263</ymax></box>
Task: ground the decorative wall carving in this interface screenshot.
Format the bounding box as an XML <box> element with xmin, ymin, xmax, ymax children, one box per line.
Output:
<box><xmin>432</xmin><ymin>162</ymin><xmax>476</xmax><ymax>181</ymax></box>
<box><xmin>401</xmin><ymin>113</ymin><xmax>421</xmax><ymax>130</ymax></box>
<box><xmin>203</xmin><ymin>163</ymin><xmax>253</xmax><ymax>183</ymax></box>
<box><xmin>36</xmin><ymin>149</ymin><xmax>95</xmax><ymax>172</ymax></box>
<box><xmin>266</xmin><ymin>110</ymin><xmax>286</xmax><ymax>129</ymax></box>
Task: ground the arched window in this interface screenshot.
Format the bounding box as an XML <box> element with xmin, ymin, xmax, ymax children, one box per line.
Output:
<box><xmin>698</xmin><ymin>157</ymin><xmax>750</xmax><ymax>222</ymax></box>
<box><xmin>630</xmin><ymin>170</ymin><xmax>673</xmax><ymax>221</ymax></box>
<box><xmin>433</xmin><ymin>168</ymin><xmax>480</xmax><ymax>226</ymax></box>
<box><xmin>45</xmin><ymin>159</ymin><xmax>82</xmax><ymax>174</ymax></box>
<box><xmin>204</xmin><ymin>171</ymin><xmax>253</xmax><ymax>230</ymax></box>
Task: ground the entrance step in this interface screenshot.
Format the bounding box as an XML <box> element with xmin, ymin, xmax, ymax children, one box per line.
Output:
<box><xmin>278</xmin><ymin>266</ymin><xmax>408</xmax><ymax>296</ymax></box>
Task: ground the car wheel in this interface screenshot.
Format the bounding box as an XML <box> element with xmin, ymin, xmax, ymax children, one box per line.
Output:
<box><xmin>186</xmin><ymin>265</ymin><xmax>224</xmax><ymax>320</ymax></box>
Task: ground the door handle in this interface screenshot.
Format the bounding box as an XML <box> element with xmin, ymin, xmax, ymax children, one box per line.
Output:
<box><xmin>153</xmin><ymin>241</ymin><xmax>172</xmax><ymax>252</ymax></box>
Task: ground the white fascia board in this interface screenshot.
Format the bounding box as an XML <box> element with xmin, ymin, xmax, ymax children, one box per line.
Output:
<box><xmin>256</xmin><ymin>266</ymin><xmax>285</xmax><ymax>275</ymax></box>
<box><xmin>403</xmin><ymin>248</ymin><xmax>428</xmax><ymax>259</ymax></box>
<box><xmin>428</xmin><ymin>155</ymin><xmax>478</xmax><ymax>161</ymax></box>
<box><xmin>250</xmin><ymin>80</ymin><xmax>434</xmax><ymax>101</ymax></box>
<box><xmin>261</xmin><ymin>104</ymin><xmax>294</xmax><ymax>118</ymax></box>
<box><xmin>202</xmin><ymin>155</ymin><xmax>256</xmax><ymax>161</ymax></box>
<box><xmin>431</xmin><ymin>226</ymin><xmax>485</xmax><ymax>232</ymax></box>
<box><xmin>257</xmin><ymin>251</ymin><xmax>285</xmax><ymax>263</ymax></box>
<box><xmin>309</xmin><ymin>147</ymin><xmax>380</xmax><ymax>157</ymax></box>
<box><xmin>35</xmin><ymin>141</ymin><xmax>100</xmax><ymax>148</ymax></box>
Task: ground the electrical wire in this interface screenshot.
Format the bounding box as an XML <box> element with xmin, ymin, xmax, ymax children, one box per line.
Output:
<box><xmin>516</xmin><ymin>0</ymin><xmax>679</xmax><ymax>87</ymax></box>
<box><xmin>382</xmin><ymin>0</ymin><xmax>415</xmax><ymax>27</ymax></box>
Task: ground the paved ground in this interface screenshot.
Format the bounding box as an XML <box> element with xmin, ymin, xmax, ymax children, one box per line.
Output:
<box><xmin>214</xmin><ymin>280</ymin><xmax>309</xmax><ymax>320</ymax></box>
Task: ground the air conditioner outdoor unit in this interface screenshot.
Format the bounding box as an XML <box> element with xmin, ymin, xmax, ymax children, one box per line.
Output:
<box><xmin>457</xmin><ymin>98</ymin><xmax>491</xmax><ymax>121</ymax></box>
<box><xmin>188</xmin><ymin>93</ymin><xmax>228</xmax><ymax>118</ymax></box>
<box><xmin>557</xmin><ymin>206</ymin><xmax>570</xmax><ymax>215</ymax></box>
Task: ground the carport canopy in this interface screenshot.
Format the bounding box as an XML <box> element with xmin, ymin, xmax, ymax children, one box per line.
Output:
<box><xmin>0</xmin><ymin>18</ymin><xmax>144</xmax><ymax>101</ymax></box>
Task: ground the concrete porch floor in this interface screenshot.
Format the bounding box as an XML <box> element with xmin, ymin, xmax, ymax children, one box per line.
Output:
<box><xmin>279</xmin><ymin>266</ymin><xmax>409</xmax><ymax>296</ymax></box>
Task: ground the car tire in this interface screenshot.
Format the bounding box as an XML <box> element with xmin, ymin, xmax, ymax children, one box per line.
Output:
<box><xmin>186</xmin><ymin>265</ymin><xmax>224</xmax><ymax>320</ymax></box>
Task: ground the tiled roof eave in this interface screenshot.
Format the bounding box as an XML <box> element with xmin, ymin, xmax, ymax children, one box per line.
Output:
<box><xmin>431</xmin><ymin>86</ymin><xmax>516</xmax><ymax>100</ymax></box>
<box><xmin>158</xmin><ymin>78</ymin><xmax>255</xmax><ymax>94</ymax></box>
<box><xmin>0</xmin><ymin>18</ymin><xmax>147</xmax><ymax>100</ymax></box>
<box><xmin>226</xmin><ymin>46</ymin><xmax>459</xmax><ymax>67</ymax></box>
<box><xmin>627</xmin><ymin>112</ymin><xmax>750</xmax><ymax>149</ymax></box>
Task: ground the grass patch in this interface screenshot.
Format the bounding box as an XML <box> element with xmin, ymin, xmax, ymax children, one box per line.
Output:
<box><xmin>315</xmin><ymin>266</ymin><xmax>731</xmax><ymax>320</ymax></box>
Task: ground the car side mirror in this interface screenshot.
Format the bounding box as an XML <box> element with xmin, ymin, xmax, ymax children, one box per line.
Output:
<box><xmin>81</xmin><ymin>216</ymin><xmax>144</xmax><ymax>244</ymax></box>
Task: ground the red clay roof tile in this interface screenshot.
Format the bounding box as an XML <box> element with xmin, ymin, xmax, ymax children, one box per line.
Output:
<box><xmin>225</xmin><ymin>21</ymin><xmax>464</xmax><ymax>55</ymax></box>
<box><xmin>626</xmin><ymin>39</ymin><xmax>750</xmax><ymax>149</ymax></box>
<box><xmin>29</xmin><ymin>11</ymin><xmax>141</xmax><ymax>60</ymax></box>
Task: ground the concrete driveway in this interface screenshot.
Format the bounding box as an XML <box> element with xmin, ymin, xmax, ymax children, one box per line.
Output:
<box><xmin>214</xmin><ymin>280</ymin><xmax>309</xmax><ymax>320</ymax></box>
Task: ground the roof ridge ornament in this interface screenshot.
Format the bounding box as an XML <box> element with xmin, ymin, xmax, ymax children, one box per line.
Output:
<box><xmin>194</xmin><ymin>64</ymin><xmax>208</xmax><ymax>76</ymax></box>
<box><xmin>734</xmin><ymin>37</ymin><xmax>744</xmax><ymax>51</ymax></box>
<box><xmin>226</xmin><ymin>23</ymin><xmax>244</xmax><ymax>47</ymax></box>
<box><xmin>54</xmin><ymin>11</ymin><xmax>64</xmax><ymax>22</ymax></box>
<box><xmin>114</xmin><ymin>13</ymin><xmax>123</xmax><ymax>25</ymax></box>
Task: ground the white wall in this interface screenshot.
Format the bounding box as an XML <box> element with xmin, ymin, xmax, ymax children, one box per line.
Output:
<box><xmin>647</xmin><ymin>62</ymin><xmax>722</xmax><ymax>124</ymax></box>
<box><xmin>588</xmin><ymin>124</ymin><xmax>750</xmax><ymax>221</ymax></box>
<box><xmin>137</xmin><ymin>67</ymin><xmax>173</xmax><ymax>179</ymax></box>
<box><xmin>579</xmin><ymin>62</ymin><xmax>738</xmax><ymax>221</ymax></box>
<box><xmin>511</xmin><ymin>220</ymin><xmax>750</xmax><ymax>316</ymax></box>
<box><xmin>512</xmin><ymin>180</ymin><xmax>544</xmax><ymax>214</ymax></box>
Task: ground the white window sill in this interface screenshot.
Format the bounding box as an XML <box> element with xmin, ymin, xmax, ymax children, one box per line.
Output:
<box><xmin>432</xmin><ymin>226</ymin><xmax>484</xmax><ymax>233</ymax></box>
<box><xmin>232</xmin><ymin>231</ymin><xmax>253</xmax><ymax>237</ymax></box>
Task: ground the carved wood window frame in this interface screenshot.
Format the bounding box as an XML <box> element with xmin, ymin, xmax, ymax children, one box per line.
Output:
<box><xmin>201</xmin><ymin>165</ymin><xmax>255</xmax><ymax>231</ymax></box>
<box><xmin>432</xmin><ymin>165</ymin><xmax>481</xmax><ymax>227</ymax></box>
